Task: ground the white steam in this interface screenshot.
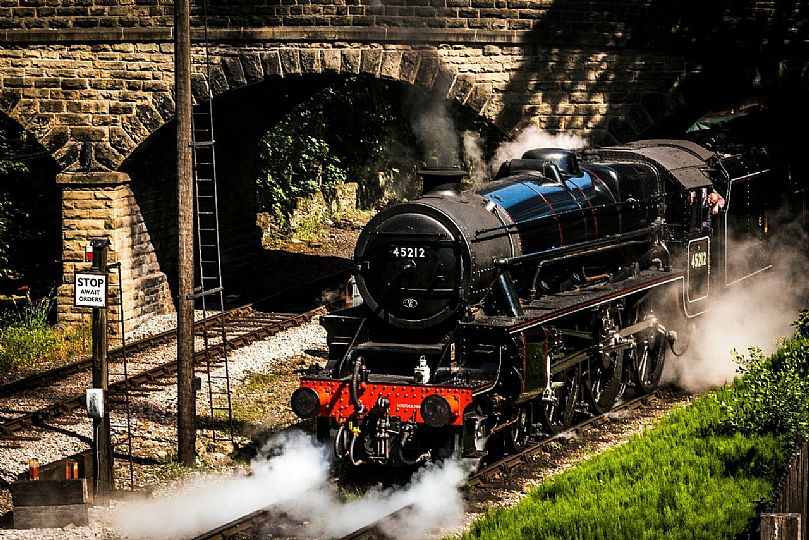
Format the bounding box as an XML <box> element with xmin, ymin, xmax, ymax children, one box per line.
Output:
<box><xmin>108</xmin><ymin>431</ymin><xmax>469</xmax><ymax>540</ymax></box>
<box><xmin>278</xmin><ymin>458</ymin><xmax>469</xmax><ymax>539</ymax></box>
<box><xmin>490</xmin><ymin>126</ymin><xmax>586</xmax><ymax>174</ymax></box>
<box><xmin>462</xmin><ymin>130</ymin><xmax>487</xmax><ymax>185</ymax></box>
<box><xmin>461</xmin><ymin>126</ymin><xmax>588</xmax><ymax>186</ymax></box>
<box><xmin>662</xmin><ymin>223</ymin><xmax>809</xmax><ymax>392</ymax></box>
<box><xmin>407</xmin><ymin>92</ymin><xmax>460</xmax><ymax>167</ymax></box>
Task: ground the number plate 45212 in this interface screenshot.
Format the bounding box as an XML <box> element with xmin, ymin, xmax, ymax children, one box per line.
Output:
<box><xmin>391</xmin><ymin>246</ymin><xmax>428</xmax><ymax>259</ymax></box>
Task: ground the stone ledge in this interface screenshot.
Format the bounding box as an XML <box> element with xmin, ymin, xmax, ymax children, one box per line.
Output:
<box><xmin>0</xmin><ymin>25</ymin><xmax>533</xmax><ymax>45</ymax></box>
<box><xmin>56</xmin><ymin>171</ymin><xmax>131</xmax><ymax>185</ymax></box>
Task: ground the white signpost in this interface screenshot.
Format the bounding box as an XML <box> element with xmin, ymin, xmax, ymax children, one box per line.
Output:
<box><xmin>74</xmin><ymin>272</ymin><xmax>107</xmax><ymax>308</ymax></box>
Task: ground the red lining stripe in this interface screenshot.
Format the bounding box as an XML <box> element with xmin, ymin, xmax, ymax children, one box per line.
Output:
<box><xmin>583</xmin><ymin>167</ymin><xmax>621</xmax><ymax>233</ymax></box>
<box><xmin>522</xmin><ymin>181</ymin><xmax>565</xmax><ymax>246</ymax></box>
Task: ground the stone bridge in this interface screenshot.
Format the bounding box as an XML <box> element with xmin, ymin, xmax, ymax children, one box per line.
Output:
<box><xmin>0</xmin><ymin>0</ymin><xmax>806</xmax><ymax>329</ymax></box>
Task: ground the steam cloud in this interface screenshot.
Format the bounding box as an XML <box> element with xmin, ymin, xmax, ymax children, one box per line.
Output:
<box><xmin>108</xmin><ymin>431</ymin><xmax>468</xmax><ymax>540</ymax></box>
<box><xmin>462</xmin><ymin>126</ymin><xmax>588</xmax><ymax>185</ymax></box>
<box><xmin>662</xmin><ymin>214</ymin><xmax>809</xmax><ymax>392</ymax></box>
<box><xmin>489</xmin><ymin>126</ymin><xmax>586</xmax><ymax>174</ymax></box>
<box><xmin>406</xmin><ymin>91</ymin><xmax>461</xmax><ymax>168</ymax></box>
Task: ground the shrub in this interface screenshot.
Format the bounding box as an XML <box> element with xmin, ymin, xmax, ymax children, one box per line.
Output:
<box><xmin>0</xmin><ymin>325</ymin><xmax>58</xmax><ymax>371</ymax></box>
<box><xmin>720</xmin><ymin>337</ymin><xmax>809</xmax><ymax>439</ymax></box>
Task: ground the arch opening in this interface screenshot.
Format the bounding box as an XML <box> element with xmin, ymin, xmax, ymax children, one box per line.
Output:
<box><xmin>119</xmin><ymin>73</ymin><xmax>505</xmax><ymax>316</ymax></box>
<box><xmin>0</xmin><ymin>114</ymin><xmax>61</xmax><ymax>305</ymax></box>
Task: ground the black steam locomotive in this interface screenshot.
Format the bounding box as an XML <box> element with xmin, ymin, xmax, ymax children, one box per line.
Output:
<box><xmin>291</xmin><ymin>139</ymin><xmax>780</xmax><ymax>466</ymax></box>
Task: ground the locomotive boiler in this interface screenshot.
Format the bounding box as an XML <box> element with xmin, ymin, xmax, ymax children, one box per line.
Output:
<box><xmin>291</xmin><ymin>139</ymin><xmax>779</xmax><ymax>466</ymax></box>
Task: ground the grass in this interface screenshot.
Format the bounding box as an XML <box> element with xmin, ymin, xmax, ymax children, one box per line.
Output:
<box><xmin>0</xmin><ymin>292</ymin><xmax>91</xmax><ymax>374</ymax></box>
<box><xmin>463</xmin><ymin>314</ymin><xmax>809</xmax><ymax>540</ymax></box>
<box><xmin>463</xmin><ymin>391</ymin><xmax>786</xmax><ymax>540</ymax></box>
<box><xmin>230</xmin><ymin>369</ymin><xmax>292</xmax><ymax>424</ymax></box>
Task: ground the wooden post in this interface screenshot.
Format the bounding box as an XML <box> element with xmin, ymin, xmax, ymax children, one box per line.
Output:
<box><xmin>175</xmin><ymin>0</ymin><xmax>196</xmax><ymax>467</ymax></box>
<box><xmin>90</xmin><ymin>239</ymin><xmax>113</xmax><ymax>500</ymax></box>
<box><xmin>761</xmin><ymin>513</ymin><xmax>802</xmax><ymax>540</ymax></box>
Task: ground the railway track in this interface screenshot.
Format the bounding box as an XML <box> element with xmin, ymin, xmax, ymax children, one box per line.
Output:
<box><xmin>190</xmin><ymin>503</ymin><xmax>414</xmax><ymax>540</ymax></box>
<box><xmin>188</xmin><ymin>389</ymin><xmax>666</xmax><ymax>540</ymax></box>
<box><xmin>466</xmin><ymin>389</ymin><xmax>662</xmax><ymax>487</ymax></box>
<box><xmin>0</xmin><ymin>305</ymin><xmax>325</xmax><ymax>442</ymax></box>
<box><xmin>0</xmin><ymin>305</ymin><xmax>254</xmax><ymax>399</ymax></box>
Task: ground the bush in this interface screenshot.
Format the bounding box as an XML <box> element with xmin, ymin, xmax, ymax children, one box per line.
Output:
<box><xmin>719</xmin><ymin>312</ymin><xmax>809</xmax><ymax>438</ymax></box>
<box><xmin>0</xmin><ymin>325</ymin><xmax>58</xmax><ymax>371</ymax></box>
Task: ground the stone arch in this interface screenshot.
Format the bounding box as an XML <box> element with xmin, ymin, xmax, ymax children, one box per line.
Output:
<box><xmin>4</xmin><ymin>44</ymin><xmax>494</xmax><ymax>174</ymax></box>
<box><xmin>190</xmin><ymin>45</ymin><xmax>484</xmax><ymax>125</ymax></box>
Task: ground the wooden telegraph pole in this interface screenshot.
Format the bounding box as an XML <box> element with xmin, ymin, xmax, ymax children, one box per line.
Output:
<box><xmin>88</xmin><ymin>239</ymin><xmax>113</xmax><ymax>500</ymax></box>
<box><xmin>175</xmin><ymin>0</ymin><xmax>196</xmax><ymax>466</ymax></box>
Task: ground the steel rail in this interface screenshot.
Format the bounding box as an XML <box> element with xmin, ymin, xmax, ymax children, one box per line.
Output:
<box><xmin>189</xmin><ymin>502</ymin><xmax>414</xmax><ymax>540</ymax></box>
<box><xmin>0</xmin><ymin>306</ymin><xmax>325</xmax><ymax>439</ymax></box>
<box><xmin>0</xmin><ymin>267</ymin><xmax>352</xmax><ymax>400</ymax></box>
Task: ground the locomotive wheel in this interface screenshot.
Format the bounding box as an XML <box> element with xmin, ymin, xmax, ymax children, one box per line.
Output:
<box><xmin>583</xmin><ymin>350</ymin><xmax>624</xmax><ymax>415</ymax></box>
<box><xmin>505</xmin><ymin>405</ymin><xmax>532</xmax><ymax>453</ymax></box>
<box><xmin>538</xmin><ymin>365</ymin><xmax>580</xmax><ymax>434</ymax></box>
<box><xmin>633</xmin><ymin>325</ymin><xmax>666</xmax><ymax>394</ymax></box>
<box><xmin>628</xmin><ymin>303</ymin><xmax>668</xmax><ymax>394</ymax></box>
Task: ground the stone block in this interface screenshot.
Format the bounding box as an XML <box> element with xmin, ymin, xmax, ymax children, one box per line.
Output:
<box><xmin>341</xmin><ymin>48</ymin><xmax>361</xmax><ymax>74</ymax></box>
<box><xmin>222</xmin><ymin>55</ymin><xmax>246</xmax><ymax>87</ymax></box>
<box><xmin>279</xmin><ymin>48</ymin><xmax>301</xmax><ymax>74</ymax></box>
<box><xmin>399</xmin><ymin>50</ymin><xmax>421</xmax><ymax>82</ymax></box>
<box><xmin>360</xmin><ymin>48</ymin><xmax>382</xmax><ymax>75</ymax></box>
<box><xmin>321</xmin><ymin>49</ymin><xmax>341</xmax><ymax>72</ymax></box>
<box><xmin>379</xmin><ymin>49</ymin><xmax>402</xmax><ymax>79</ymax></box>
<box><xmin>299</xmin><ymin>49</ymin><xmax>321</xmax><ymax>73</ymax></box>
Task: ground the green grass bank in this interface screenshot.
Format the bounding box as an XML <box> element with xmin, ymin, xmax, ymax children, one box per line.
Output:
<box><xmin>463</xmin><ymin>311</ymin><xmax>809</xmax><ymax>540</ymax></box>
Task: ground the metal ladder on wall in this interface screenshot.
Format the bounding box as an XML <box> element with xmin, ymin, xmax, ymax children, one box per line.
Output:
<box><xmin>191</xmin><ymin>91</ymin><xmax>235</xmax><ymax>443</ymax></box>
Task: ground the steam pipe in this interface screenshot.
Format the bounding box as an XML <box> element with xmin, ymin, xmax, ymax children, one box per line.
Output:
<box><xmin>528</xmin><ymin>238</ymin><xmax>651</xmax><ymax>301</ymax></box>
<box><xmin>350</xmin><ymin>356</ymin><xmax>366</xmax><ymax>415</ymax></box>
<box><xmin>394</xmin><ymin>428</ymin><xmax>420</xmax><ymax>466</ymax></box>
<box><xmin>499</xmin><ymin>224</ymin><xmax>659</xmax><ymax>268</ymax></box>
<box><xmin>496</xmin><ymin>272</ymin><xmax>524</xmax><ymax>317</ymax></box>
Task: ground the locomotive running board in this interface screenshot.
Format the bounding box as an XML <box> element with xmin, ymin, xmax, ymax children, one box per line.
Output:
<box><xmin>502</xmin><ymin>269</ymin><xmax>685</xmax><ymax>334</ymax></box>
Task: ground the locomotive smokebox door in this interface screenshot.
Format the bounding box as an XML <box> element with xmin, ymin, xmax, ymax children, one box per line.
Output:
<box><xmin>687</xmin><ymin>236</ymin><xmax>710</xmax><ymax>306</ymax></box>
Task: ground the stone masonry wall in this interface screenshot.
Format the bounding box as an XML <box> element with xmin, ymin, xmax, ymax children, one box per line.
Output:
<box><xmin>0</xmin><ymin>0</ymin><xmax>802</xmax><ymax>50</ymax></box>
<box><xmin>1</xmin><ymin>0</ymin><xmax>806</xmax><ymax>329</ymax></box>
<box><xmin>58</xmin><ymin>172</ymin><xmax>173</xmax><ymax>333</ymax></box>
<box><xmin>0</xmin><ymin>1</ymin><xmax>805</xmax><ymax>172</ymax></box>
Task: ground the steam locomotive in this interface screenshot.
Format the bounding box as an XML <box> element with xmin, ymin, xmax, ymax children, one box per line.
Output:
<box><xmin>291</xmin><ymin>138</ymin><xmax>782</xmax><ymax>466</ymax></box>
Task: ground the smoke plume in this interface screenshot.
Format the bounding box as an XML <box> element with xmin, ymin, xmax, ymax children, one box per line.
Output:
<box><xmin>460</xmin><ymin>126</ymin><xmax>588</xmax><ymax>186</ymax></box>
<box><xmin>405</xmin><ymin>90</ymin><xmax>460</xmax><ymax>167</ymax></box>
<box><xmin>107</xmin><ymin>431</ymin><xmax>468</xmax><ymax>540</ymax></box>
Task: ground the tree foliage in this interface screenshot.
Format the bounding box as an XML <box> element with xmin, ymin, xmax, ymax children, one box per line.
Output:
<box><xmin>0</xmin><ymin>124</ymin><xmax>31</xmax><ymax>279</ymax></box>
<box><xmin>0</xmin><ymin>118</ymin><xmax>60</xmax><ymax>288</ymax></box>
<box><xmin>256</xmin><ymin>76</ymin><xmax>499</xmax><ymax>227</ymax></box>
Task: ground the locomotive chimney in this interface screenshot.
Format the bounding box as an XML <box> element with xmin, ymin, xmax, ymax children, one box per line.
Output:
<box><xmin>419</xmin><ymin>167</ymin><xmax>468</xmax><ymax>196</ymax></box>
